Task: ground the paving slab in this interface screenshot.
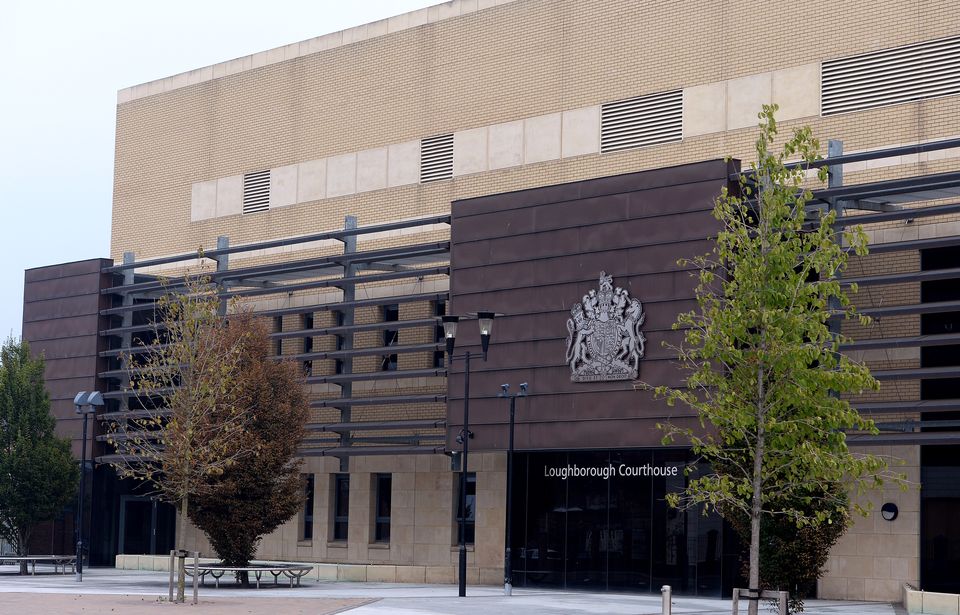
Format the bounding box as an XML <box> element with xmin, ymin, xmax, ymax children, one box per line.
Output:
<box><xmin>0</xmin><ymin>566</ymin><xmax>899</xmax><ymax>615</ymax></box>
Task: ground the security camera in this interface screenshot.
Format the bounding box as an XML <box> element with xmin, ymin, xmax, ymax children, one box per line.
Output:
<box><xmin>519</xmin><ymin>382</ymin><xmax>528</xmax><ymax>393</ymax></box>
<box><xmin>501</xmin><ymin>384</ymin><xmax>509</xmax><ymax>394</ymax></box>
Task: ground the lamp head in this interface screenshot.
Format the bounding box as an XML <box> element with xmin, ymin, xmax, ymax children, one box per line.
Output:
<box><xmin>473</xmin><ymin>311</ymin><xmax>497</xmax><ymax>358</ymax></box>
<box><xmin>441</xmin><ymin>315</ymin><xmax>460</xmax><ymax>357</ymax></box>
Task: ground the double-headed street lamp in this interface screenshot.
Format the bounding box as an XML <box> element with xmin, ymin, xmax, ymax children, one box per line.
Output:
<box><xmin>73</xmin><ymin>391</ymin><xmax>104</xmax><ymax>582</ymax></box>
<box><xmin>442</xmin><ymin>311</ymin><xmax>499</xmax><ymax>598</ymax></box>
<box><xmin>498</xmin><ymin>382</ymin><xmax>527</xmax><ymax>597</ymax></box>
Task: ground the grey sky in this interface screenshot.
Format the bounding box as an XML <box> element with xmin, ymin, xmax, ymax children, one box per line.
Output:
<box><xmin>0</xmin><ymin>0</ymin><xmax>438</xmax><ymax>340</ymax></box>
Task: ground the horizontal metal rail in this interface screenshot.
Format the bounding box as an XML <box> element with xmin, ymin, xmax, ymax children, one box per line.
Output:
<box><xmin>272</xmin><ymin>318</ymin><xmax>438</xmax><ymax>340</ymax></box>
<box><xmin>835</xmin><ymin>200</ymin><xmax>960</xmax><ymax>227</ymax></box>
<box><xmin>257</xmin><ymin>292</ymin><xmax>449</xmax><ymax>319</ymax></box>
<box><xmin>101</xmin><ymin>242</ymin><xmax>450</xmax><ymax>296</ymax></box>
<box><xmin>102</xmin><ymin>214</ymin><xmax>452</xmax><ymax>273</ymax></box>
<box><xmin>854</xmin><ymin>399</ymin><xmax>960</xmax><ymax>414</ymax></box>
<box><xmin>847</xmin><ymin>431</ymin><xmax>960</xmax><ymax>446</ymax></box>
<box><xmin>872</xmin><ymin>365</ymin><xmax>960</xmax><ymax>381</ymax></box>
<box><xmin>282</xmin><ymin>342</ymin><xmax>442</xmax><ymax>362</ymax></box>
<box><xmin>310</xmin><ymin>395</ymin><xmax>446</xmax><ymax>409</ymax></box>
<box><xmin>843</xmin><ymin>266</ymin><xmax>960</xmax><ymax>287</ymax></box>
<box><xmin>100</xmin><ymin>291</ymin><xmax>449</xmax><ymax>317</ymax></box>
<box><xmin>299</xmin><ymin>445</ymin><xmax>446</xmax><ymax>457</ymax></box>
<box><xmin>856</xmin><ymin>299</ymin><xmax>960</xmax><ymax>317</ymax></box>
<box><xmin>306</xmin><ymin>419</ymin><xmax>446</xmax><ymax>431</ymax></box>
<box><xmin>220</xmin><ymin>266</ymin><xmax>449</xmax><ymax>299</ymax></box>
<box><xmin>305</xmin><ymin>368</ymin><xmax>446</xmax><ymax>385</ymax></box>
<box><xmin>866</xmin><ymin>235</ymin><xmax>960</xmax><ymax>254</ymax></box>
<box><xmin>842</xmin><ymin>332</ymin><xmax>960</xmax><ymax>351</ymax></box>
<box><xmin>731</xmin><ymin>137</ymin><xmax>960</xmax><ymax>180</ymax></box>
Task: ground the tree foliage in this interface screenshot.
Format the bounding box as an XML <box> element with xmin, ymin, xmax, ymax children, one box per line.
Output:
<box><xmin>0</xmin><ymin>338</ymin><xmax>79</xmax><ymax>558</ymax></box>
<box><xmin>189</xmin><ymin>313</ymin><xmax>308</xmax><ymax>584</ymax></box>
<box><xmin>653</xmin><ymin>105</ymin><xmax>903</xmax><ymax>614</ymax></box>
<box><xmin>106</xmin><ymin>275</ymin><xmax>256</xmax><ymax>601</ymax></box>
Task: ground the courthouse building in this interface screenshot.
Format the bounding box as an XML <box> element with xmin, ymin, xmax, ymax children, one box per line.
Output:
<box><xmin>21</xmin><ymin>0</ymin><xmax>960</xmax><ymax>602</ymax></box>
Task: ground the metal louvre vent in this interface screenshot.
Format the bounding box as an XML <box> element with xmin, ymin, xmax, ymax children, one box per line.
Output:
<box><xmin>600</xmin><ymin>90</ymin><xmax>682</xmax><ymax>153</ymax></box>
<box><xmin>242</xmin><ymin>170</ymin><xmax>270</xmax><ymax>214</ymax></box>
<box><xmin>419</xmin><ymin>134</ymin><xmax>453</xmax><ymax>183</ymax></box>
<box><xmin>822</xmin><ymin>36</ymin><xmax>960</xmax><ymax>116</ymax></box>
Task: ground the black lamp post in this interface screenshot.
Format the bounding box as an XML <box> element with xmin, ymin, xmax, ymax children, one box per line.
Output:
<box><xmin>442</xmin><ymin>311</ymin><xmax>498</xmax><ymax>598</ymax></box>
<box><xmin>498</xmin><ymin>382</ymin><xmax>527</xmax><ymax>596</ymax></box>
<box><xmin>73</xmin><ymin>391</ymin><xmax>104</xmax><ymax>582</ymax></box>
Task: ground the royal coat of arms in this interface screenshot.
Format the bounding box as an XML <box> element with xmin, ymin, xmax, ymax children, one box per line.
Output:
<box><xmin>565</xmin><ymin>272</ymin><xmax>646</xmax><ymax>382</ymax></box>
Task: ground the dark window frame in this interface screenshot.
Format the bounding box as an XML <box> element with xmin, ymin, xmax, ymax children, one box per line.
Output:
<box><xmin>332</xmin><ymin>473</ymin><xmax>350</xmax><ymax>541</ymax></box>
<box><xmin>454</xmin><ymin>472</ymin><xmax>477</xmax><ymax>545</ymax></box>
<box><xmin>301</xmin><ymin>474</ymin><xmax>315</xmax><ymax>541</ymax></box>
<box><xmin>373</xmin><ymin>473</ymin><xmax>392</xmax><ymax>543</ymax></box>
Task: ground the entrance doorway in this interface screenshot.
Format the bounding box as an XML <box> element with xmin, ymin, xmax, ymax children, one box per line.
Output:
<box><xmin>118</xmin><ymin>496</ymin><xmax>174</xmax><ymax>555</ymax></box>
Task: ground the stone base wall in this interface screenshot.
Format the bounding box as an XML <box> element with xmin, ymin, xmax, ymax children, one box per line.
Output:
<box><xmin>115</xmin><ymin>554</ymin><xmax>498</xmax><ymax>585</ymax></box>
<box><xmin>819</xmin><ymin>445</ymin><xmax>920</xmax><ymax>602</ymax></box>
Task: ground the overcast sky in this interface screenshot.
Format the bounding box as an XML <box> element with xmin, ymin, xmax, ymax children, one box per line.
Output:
<box><xmin>0</xmin><ymin>0</ymin><xmax>438</xmax><ymax>340</ymax></box>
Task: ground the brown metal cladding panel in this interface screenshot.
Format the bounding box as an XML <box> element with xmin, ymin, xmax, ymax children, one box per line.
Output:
<box><xmin>41</xmin><ymin>356</ymin><xmax>101</xmax><ymax>380</ymax></box>
<box><xmin>22</xmin><ymin>258</ymin><xmax>113</xmax><ymax>459</ymax></box>
<box><xmin>453</xmin><ymin>268</ymin><xmax>698</xmax><ymax>307</ymax></box>
<box><xmin>28</xmin><ymin>335</ymin><xmax>102</xmax><ymax>361</ymax></box>
<box><xmin>451</xmin><ymin>207</ymin><xmax>713</xmax><ymax>268</ymax></box>
<box><xmin>448</xmin><ymin>160</ymin><xmax>735</xmax><ymax>452</ymax></box>
<box><xmin>448</xmin><ymin>361</ymin><xmax>685</xmax><ymax>402</ymax></box>
<box><xmin>23</xmin><ymin>259</ymin><xmax>109</xmax><ymax>283</ymax></box>
<box><xmin>21</xmin><ymin>294</ymin><xmax>102</xmax><ymax>322</ymax></box>
<box><xmin>22</xmin><ymin>272</ymin><xmax>106</xmax><ymax>303</ymax></box>
<box><xmin>21</xmin><ymin>315</ymin><xmax>101</xmax><ymax>342</ymax></box>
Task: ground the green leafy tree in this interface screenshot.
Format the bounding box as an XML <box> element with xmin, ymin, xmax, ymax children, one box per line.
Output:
<box><xmin>0</xmin><ymin>338</ymin><xmax>79</xmax><ymax>568</ymax></box>
<box><xmin>189</xmin><ymin>313</ymin><xmax>308</xmax><ymax>586</ymax></box>
<box><xmin>722</xmin><ymin>479</ymin><xmax>850</xmax><ymax>612</ymax></box>
<box><xmin>653</xmin><ymin>105</ymin><xmax>902</xmax><ymax>615</ymax></box>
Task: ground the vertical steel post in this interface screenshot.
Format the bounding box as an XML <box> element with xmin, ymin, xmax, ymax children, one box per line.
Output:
<box><xmin>75</xmin><ymin>411</ymin><xmax>89</xmax><ymax>581</ymax></box>
<box><xmin>192</xmin><ymin>552</ymin><xmax>199</xmax><ymax>604</ymax></box>
<box><xmin>215</xmin><ymin>236</ymin><xmax>229</xmax><ymax>317</ymax></box>
<box><xmin>504</xmin><ymin>394</ymin><xmax>515</xmax><ymax>596</ymax></box>
<box><xmin>168</xmin><ymin>550</ymin><xmax>175</xmax><ymax>601</ymax></box>
<box><xmin>338</xmin><ymin>216</ymin><xmax>358</xmax><ymax>472</ymax></box>
<box><xmin>458</xmin><ymin>350</ymin><xmax>471</xmax><ymax>597</ymax></box>
<box><xmin>661</xmin><ymin>585</ymin><xmax>672</xmax><ymax>614</ymax></box>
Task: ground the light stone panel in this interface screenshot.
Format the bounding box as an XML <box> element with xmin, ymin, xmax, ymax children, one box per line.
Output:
<box><xmin>326</xmin><ymin>153</ymin><xmax>358</xmax><ymax>198</ymax></box>
<box><xmin>190</xmin><ymin>180</ymin><xmax>217</xmax><ymax>221</ymax></box>
<box><xmin>357</xmin><ymin>147</ymin><xmax>389</xmax><ymax>193</ymax></box>
<box><xmin>727</xmin><ymin>72</ymin><xmax>773</xmax><ymax>130</ymax></box>
<box><xmin>269</xmin><ymin>164</ymin><xmax>298</xmax><ymax>208</ymax></box>
<box><xmin>297</xmin><ymin>159</ymin><xmax>327</xmax><ymax>203</ymax></box>
<box><xmin>523</xmin><ymin>112</ymin><xmax>562</xmax><ymax>164</ymax></box>
<box><xmin>561</xmin><ymin>106</ymin><xmax>600</xmax><ymax>158</ymax></box>
<box><xmin>683</xmin><ymin>81</ymin><xmax>727</xmax><ymax>138</ymax></box>
<box><xmin>453</xmin><ymin>127</ymin><xmax>488</xmax><ymax>176</ymax></box>
<box><xmin>772</xmin><ymin>63</ymin><xmax>820</xmax><ymax>120</ymax></box>
<box><xmin>487</xmin><ymin>120</ymin><xmax>524</xmax><ymax>170</ymax></box>
<box><xmin>388</xmin><ymin>141</ymin><xmax>420</xmax><ymax>187</ymax></box>
<box><xmin>215</xmin><ymin>175</ymin><xmax>242</xmax><ymax>217</ymax></box>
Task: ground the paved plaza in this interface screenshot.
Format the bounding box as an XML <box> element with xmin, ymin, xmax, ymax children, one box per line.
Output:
<box><xmin>0</xmin><ymin>566</ymin><xmax>902</xmax><ymax>614</ymax></box>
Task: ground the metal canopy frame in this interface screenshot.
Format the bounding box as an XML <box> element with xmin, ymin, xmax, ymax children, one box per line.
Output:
<box><xmin>97</xmin><ymin>215</ymin><xmax>451</xmax><ymax>463</ymax></box>
<box><xmin>808</xmin><ymin>137</ymin><xmax>960</xmax><ymax>445</ymax></box>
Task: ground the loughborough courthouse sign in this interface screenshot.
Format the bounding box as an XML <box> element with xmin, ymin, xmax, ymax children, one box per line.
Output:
<box><xmin>565</xmin><ymin>272</ymin><xmax>646</xmax><ymax>382</ymax></box>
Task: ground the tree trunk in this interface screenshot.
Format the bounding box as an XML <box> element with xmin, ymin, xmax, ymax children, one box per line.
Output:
<box><xmin>175</xmin><ymin>497</ymin><xmax>189</xmax><ymax>603</ymax></box>
<box><xmin>748</xmin><ymin>397</ymin><xmax>766</xmax><ymax>615</ymax></box>
<box><xmin>17</xmin><ymin>529</ymin><xmax>28</xmax><ymax>575</ymax></box>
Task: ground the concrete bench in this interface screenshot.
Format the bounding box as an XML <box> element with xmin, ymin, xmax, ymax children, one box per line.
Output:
<box><xmin>0</xmin><ymin>555</ymin><xmax>76</xmax><ymax>575</ymax></box>
<box><xmin>185</xmin><ymin>563</ymin><xmax>314</xmax><ymax>589</ymax></box>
